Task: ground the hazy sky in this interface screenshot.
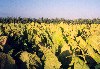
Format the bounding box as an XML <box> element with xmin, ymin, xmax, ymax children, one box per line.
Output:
<box><xmin>0</xmin><ymin>0</ymin><xmax>100</xmax><ymax>19</ymax></box>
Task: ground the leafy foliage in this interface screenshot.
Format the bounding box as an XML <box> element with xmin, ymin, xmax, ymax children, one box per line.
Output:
<box><xmin>20</xmin><ymin>51</ymin><xmax>42</xmax><ymax>69</ymax></box>
<box><xmin>39</xmin><ymin>45</ymin><xmax>61</xmax><ymax>69</ymax></box>
<box><xmin>69</xmin><ymin>57</ymin><xmax>89</xmax><ymax>69</ymax></box>
<box><xmin>0</xmin><ymin>52</ymin><xmax>17</xmax><ymax>69</ymax></box>
<box><xmin>0</xmin><ymin>22</ymin><xmax>100</xmax><ymax>69</ymax></box>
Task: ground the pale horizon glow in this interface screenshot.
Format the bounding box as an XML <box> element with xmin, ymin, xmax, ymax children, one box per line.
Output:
<box><xmin>0</xmin><ymin>0</ymin><xmax>100</xmax><ymax>19</ymax></box>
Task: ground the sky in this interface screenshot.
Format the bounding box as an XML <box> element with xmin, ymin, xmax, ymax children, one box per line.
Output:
<box><xmin>0</xmin><ymin>0</ymin><xmax>100</xmax><ymax>19</ymax></box>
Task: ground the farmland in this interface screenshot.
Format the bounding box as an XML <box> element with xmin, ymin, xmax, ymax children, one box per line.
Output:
<box><xmin>0</xmin><ymin>18</ymin><xmax>100</xmax><ymax>69</ymax></box>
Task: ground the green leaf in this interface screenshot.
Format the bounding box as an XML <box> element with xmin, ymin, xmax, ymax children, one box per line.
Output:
<box><xmin>70</xmin><ymin>57</ymin><xmax>90</xmax><ymax>69</ymax></box>
<box><xmin>39</xmin><ymin>46</ymin><xmax>61</xmax><ymax>69</ymax></box>
<box><xmin>20</xmin><ymin>51</ymin><xmax>42</xmax><ymax>69</ymax></box>
<box><xmin>87</xmin><ymin>45</ymin><xmax>100</xmax><ymax>63</ymax></box>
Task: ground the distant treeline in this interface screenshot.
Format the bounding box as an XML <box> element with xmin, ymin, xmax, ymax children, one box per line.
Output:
<box><xmin>0</xmin><ymin>17</ymin><xmax>100</xmax><ymax>24</ymax></box>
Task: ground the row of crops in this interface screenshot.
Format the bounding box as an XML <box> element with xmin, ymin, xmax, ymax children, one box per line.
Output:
<box><xmin>0</xmin><ymin>22</ymin><xmax>100</xmax><ymax>69</ymax></box>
